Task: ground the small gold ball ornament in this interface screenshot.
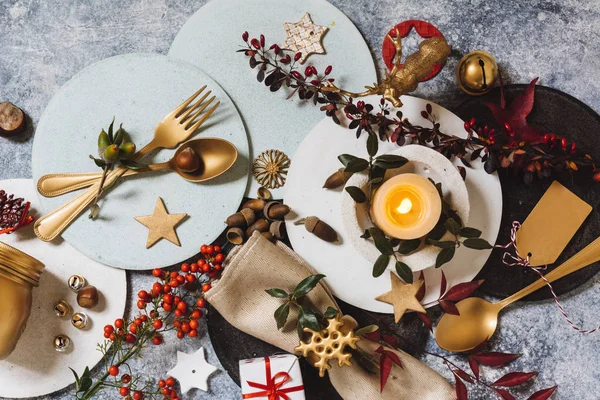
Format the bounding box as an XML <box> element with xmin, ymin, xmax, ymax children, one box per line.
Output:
<box><xmin>457</xmin><ymin>50</ymin><xmax>499</xmax><ymax>96</ymax></box>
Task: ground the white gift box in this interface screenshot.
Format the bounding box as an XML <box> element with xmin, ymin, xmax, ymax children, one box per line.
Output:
<box><xmin>239</xmin><ymin>354</ymin><xmax>306</xmax><ymax>400</ymax></box>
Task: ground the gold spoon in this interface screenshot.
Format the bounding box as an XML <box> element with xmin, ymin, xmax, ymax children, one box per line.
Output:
<box><xmin>436</xmin><ymin>236</ymin><xmax>600</xmax><ymax>353</ymax></box>
<box><xmin>37</xmin><ymin>138</ymin><xmax>238</xmax><ymax>197</ymax></box>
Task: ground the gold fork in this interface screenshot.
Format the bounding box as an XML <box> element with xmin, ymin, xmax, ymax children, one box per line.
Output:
<box><xmin>34</xmin><ymin>87</ymin><xmax>220</xmax><ymax>242</ymax></box>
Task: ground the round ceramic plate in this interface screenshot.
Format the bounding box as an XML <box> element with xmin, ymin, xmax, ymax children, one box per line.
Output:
<box><xmin>0</xmin><ymin>179</ymin><xmax>126</xmax><ymax>398</ymax></box>
<box><xmin>32</xmin><ymin>53</ymin><xmax>249</xmax><ymax>270</ymax></box>
<box><xmin>169</xmin><ymin>0</ymin><xmax>377</xmax><ymax>198</ymax></box>
<box><xmin>284</xmin><ymin>95</ymin><xmax>503</xmax><ymax>312</ymax></box>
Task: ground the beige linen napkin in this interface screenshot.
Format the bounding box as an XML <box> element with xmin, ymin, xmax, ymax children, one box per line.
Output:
<box><xmin>206</xmin><ymin>232</ymin><xmax>455</xmax><ymax>400</ymax></box>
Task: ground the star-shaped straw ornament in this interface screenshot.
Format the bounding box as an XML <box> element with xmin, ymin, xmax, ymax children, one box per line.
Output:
<box><xmin>375</xmin><ymin>272</ymin><xmax>426</xmax><ymax>323</ymax></box>
<box><xmin>134</xmin><ymin>197</ymin><xmax>187</xmax><ymax>249</ymax></box>
<box><xmin>283</xmin><ymin>12</ymin><xmax>328</xmax><ymax>64</ymax></box>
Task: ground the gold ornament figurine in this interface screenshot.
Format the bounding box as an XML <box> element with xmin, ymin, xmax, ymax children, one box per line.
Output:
<box><xmin>322</xmin><ymin>27</ymin><xmax>451</xmax><ymax>107</ymax></box>
<box><xmin>456</xmin><ymin>50</ymin><xmax>499</xmax><ymax>96</ymax></box>
<box><xmin>252</xmin><ymin>149</ymin><xmax>290</xmax><ymax>189</ymax></box>
<box><xmin>294</xmin><ymin>315</ymin><xmax>360</xmax><ymax>377</ymax></box>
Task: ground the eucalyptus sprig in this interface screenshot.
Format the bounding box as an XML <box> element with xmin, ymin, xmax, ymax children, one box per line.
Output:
<box><xmin>88</xmin><ymin>118</ymin><xmax>141</xmax><ymax>219</ymax></box>
<box><xmin>266</xmin><ymin>274</ymin><xmax>339</xmax><ymax>339</ymax></box>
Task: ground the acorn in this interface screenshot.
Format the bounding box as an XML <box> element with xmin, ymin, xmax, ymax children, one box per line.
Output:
<box><xmin>263</xmin><ymin>201</ymin><xmax>291</xmax><ymax>220</ymax></box>
<box><xmin>77</xmin><ymin>285</ymin><xmax>99</xmax><ymax>309</ymax></box>
<box><xmin>261</xmin><ymin>232</ymin><xmax>275</xmax><ymax>242</ymax></box>
<box><xmin>323</xmin><ymin>168</ymin><xmax>353</xmax><ymax>189</ymax></box>
<box><xmin>246</xmin><ymin>218</ymin><xmax>270</xmax><ymax>237</ymax></box>
<box><xmin>269</xmin><ymin>220</ymin><xmax>287</xmax><ymax>239</ymax></box>
<box><xmin>294</xmin><ymin>216</ymin><xmax>338</xmax><ymax>243</ymax></box>
<box><xmin>175</xmin><ymin>147</ymin><xmax>201</xmax><ymax>173</ymax></box>
<box><xmin>257</xmin><ymin>187</ymin><xmax>272</xmax><ymax>200</ymax></box>
<box><xmin>225</xmin><ymin>208</ymin><xmax>255</xmax><ymax>228</ymax></box>
<box><xmin>0</xmin><ymin>102</ymin><xmax>25</xmax><ymax>137</ymax></box>
<box><xmin>226</xmin><ymin>227</ymin><xmax>245</xmax><ymax>245</ymax></box>
<box><xmin>241</xmin><ymin>199</ymin><xmax>266</xmax><ymax>212</ymax></box>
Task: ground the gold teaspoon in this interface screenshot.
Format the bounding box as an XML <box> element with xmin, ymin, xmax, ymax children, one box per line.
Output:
<box><xmin>435</xmin><ymin>236</ymin><xmax>600</xmax><ymax>353</ymax></box>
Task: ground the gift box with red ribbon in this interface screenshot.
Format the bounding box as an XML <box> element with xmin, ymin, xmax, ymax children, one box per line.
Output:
<box><xmin>239</xmin><ymin>354</ymin><xmax>305</xmax><ymax>400</ymax></box>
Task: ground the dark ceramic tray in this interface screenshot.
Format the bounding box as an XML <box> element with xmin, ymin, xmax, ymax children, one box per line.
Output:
<box><xmin>455</xmin><ymin>85</ymin><xmax>600</xmax><ymax>300</ymax></box>
<box><xmin>208</xmin><ymin>85</ymin><xmax>600</xmax><ymax>397</ymax></box>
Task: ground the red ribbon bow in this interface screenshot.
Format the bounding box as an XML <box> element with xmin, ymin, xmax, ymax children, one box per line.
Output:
<box><xmin>242</xmin><ymin>357</ymin><xmax>304</xmax><ymax>400</ymax></box>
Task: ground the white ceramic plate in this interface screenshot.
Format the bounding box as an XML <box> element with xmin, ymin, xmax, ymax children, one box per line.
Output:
<box><xmin>284</xmin><ymin>95</ymin><xmax>502</xmax><ymax>312</ymax></box>
<box><xmin>169</xmin><ymin>0</ymin><xmax>377</xmax><ymax>198</ymax></box>
<box><xmin>32</xmin><ymin>53</ymin><xmax>249</xmax><ymax>270</ymax></box>
<box><xmin>0</xmin><ymin>179</ymin><xmax>127</xmax><ymax>398</ymax></box>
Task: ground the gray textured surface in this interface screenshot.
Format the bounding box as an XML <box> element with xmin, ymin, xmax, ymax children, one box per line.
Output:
<box><xmin>1</xmin><ymin>0</ymin><xmax>600</xmax><ymax>398</ymax></box>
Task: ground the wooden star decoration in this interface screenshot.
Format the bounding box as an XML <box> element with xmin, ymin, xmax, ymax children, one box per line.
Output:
<box><xmin>167</xmin><ymin>347</ymin><xmax>217</xmax><ymax>393</ymax></box>
<box><xmin>375</xmin><ymin>272</ymin><xmax>426</xmax><ymax>323</ymax></box>
<box><xmin>283</xmin><ymin>12</ymin><xmax>328</xmax><ymax>64</ymax></box>
<box><xmin>134</xmin><ymin>197</ymin><xmax>187</xmax><ymax>249</ymax></box>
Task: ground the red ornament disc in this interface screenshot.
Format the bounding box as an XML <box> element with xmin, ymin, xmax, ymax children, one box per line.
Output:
<box><xmin>382</xmin><ymin>20</ymin><xmax>445</xmax><ymax>82</ymax></box>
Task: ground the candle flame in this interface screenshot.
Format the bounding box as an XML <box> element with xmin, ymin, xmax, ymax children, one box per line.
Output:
<box><xmin>396</xmin><ymin>198</ymin><xmax>413</xmax><ymax>214</ymax></box>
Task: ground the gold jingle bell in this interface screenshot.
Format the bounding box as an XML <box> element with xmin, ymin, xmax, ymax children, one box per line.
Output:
<box><xmin>67</xmin><ymin>274</ymin><xmax>86</xmax><ymax>292</ymax></box>
<box><xmin>457</xmin><ymin>50</ymin><xmax>498</xmax><ymax>96</ymax></box>
<box><xmin>53</xmin><ymin>300</ymin><xmax>72</xmax><ymax>318</ymax></box>
<box><xmin>54</xmin><ymin>334</ymin><xmax>71</xmax><ymax>352</ymax></box>
<box><xmin>71</xmin><ymin>312</ymin><xmax>89</xmax><ymax>329</ymax></box>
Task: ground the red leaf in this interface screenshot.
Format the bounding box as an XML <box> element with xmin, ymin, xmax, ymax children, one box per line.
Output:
<box><xmin>363</xmin><ymin>330</ymin><xmax>381</xmax><ymax>343</ymax></box>
<box><xmin>467</xmin><ymin>356</ymin><xmax>480</xmax><ymax>380</ymax></box>
<box><xmin>441</xmin><ymin>280</ymin><xmax>484</xmax><ymax>302</ymax></box>
<box><xmin>416</xmin><ymin>272</ymin><xmax>426</xmax><ymax>301</ymax></box>
<box><xmin>439</xmin><ymin>300</ymin><xmax>460</xmax><ymax>315</ymax></box>
<box><xmin>492</xmin><ymin>372</ymin><xmax>538</xmax><ymax>387</ymax></box>
<box><xmin>379</xmin><ymin>352</ymin><xmax>393</xmax><ymax>392</ymax></box>
<box><xmin>472</xmin><ymin>352</ymin><xmax>521</xmax><ymax>367</ymax></box>
<box><xmin>452</xmin><ymin>369</ymin><xmax>474</xmax><ymax>384</ymax></box>
<box><xmin>508</xmin><ymin>78</ymin><xmax>538</xmax><ymax>125</ymax></box>
<box><xmin>384</xmin><ymin>350</ymin><xmax>403</xmax><ymax>368</ymax></box>
<box><xmin>374</xmin><ymin>345</ymin><xmax>385</xmax><ymax>355</ymax></box>
<box><xmin>470</xmin><ymin>338</ymin><xmax>489</xmax><ymax>354</ymax></box>
<box><xmin>382</xmin><ymin>335</ymin><xmax>399</xmax><ymax>349</ymax></box>
<box><xmin>453</xmin><ymin>372</ymin><xmax>468</xmax><ymax>400</ymax></box>
<box><xmin>417</xmin><ymin>312</ymin><xmax>432</xmax><ymax>332</ymax></box>
<box><xmin>493</xmin><ymin>388</ymin><xmax>516</xmax><ymax>400</ymax></box>
<box><xmin>527</xmin><ymin>386</ymin><xmax>558</xmax><ymax>400</ymax></box>
<box><xmin>439</xmin><ymin>270</ymin><xmax>447</xmax><ymax>298</ymax></box>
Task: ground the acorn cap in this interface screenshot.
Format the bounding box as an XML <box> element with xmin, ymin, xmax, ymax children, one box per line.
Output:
<box><xmin>269</xmin><ymin>220</ymin><xmax>286</xmax><ymax>239</ymax></box>
<box><xmin>264</xmin><ymin>201</ymin><xmax>291</xmax><ymax>220</ymax></box>
<box><xmin>239</xmin><ymin>208</ymin><xmax>256</xmax><ymax>226</ymax></box>
<box><xmin>303</xmin><ymin>216</ymin><xmax>320</xmax><ymax>233</ymax></box>
<box><xmin>226</xmin><ymin>227</ymin><xmax>245</xmax><ymax>245</ymax></box>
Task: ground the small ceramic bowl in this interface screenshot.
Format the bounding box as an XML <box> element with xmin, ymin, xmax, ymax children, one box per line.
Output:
<box><xmin>341</xmin><ymin>145</ymin><xmax>470</xmax><ymax>272</ymax></box>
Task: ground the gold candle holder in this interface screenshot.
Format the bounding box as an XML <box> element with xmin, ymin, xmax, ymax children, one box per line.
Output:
<box><xmin>0</xmin><ymin>241</ymin><xmax>45</xmax><ymax>360</ymax></box>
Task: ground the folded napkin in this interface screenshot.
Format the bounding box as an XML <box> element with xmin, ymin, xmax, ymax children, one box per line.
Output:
<box><xmin>206</xmin><ymin>232</ymin><xmax>455</xmax><ymax>400</ymax></box>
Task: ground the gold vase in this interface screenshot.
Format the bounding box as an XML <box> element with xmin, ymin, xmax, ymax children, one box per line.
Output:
<box><xmin>0</xmin><ymin>241</ymin><xmax>45</xmax><ymax>360</ymax></box>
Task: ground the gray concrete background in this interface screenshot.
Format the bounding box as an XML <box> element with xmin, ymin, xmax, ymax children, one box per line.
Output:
<box><xmin>2</xmin><ymin>0</ymin><xmax>600</xmax><ymax>398</ymax></box>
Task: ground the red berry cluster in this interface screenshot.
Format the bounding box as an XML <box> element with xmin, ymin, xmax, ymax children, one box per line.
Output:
<box><xmin>157</xmin><ymin>376</ymin><xmax>180</xmax><ymax>400</ymax></box>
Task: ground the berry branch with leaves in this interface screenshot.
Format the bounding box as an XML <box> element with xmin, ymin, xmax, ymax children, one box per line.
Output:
<box><xmin>70</xmin><ymin>244</ymin><xmax>225</xmax><ymax>400</ymax></box>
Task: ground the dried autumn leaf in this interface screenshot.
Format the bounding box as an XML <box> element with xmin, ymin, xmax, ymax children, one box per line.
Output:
<box><xmin>417</xmin><ymin>312</ymin><xmax>432</xmax><ymax>332</ymax></box>
<box><xmin>472</xmin><ymin>352</ymin><xmax>521</xmax><ymax>367</ymax></box>
<box><xmin>377</xmin><ymin>349</ymin><xmax>393</xmax><ymax>392</ymax></box>
<box><xmin>441</xmin><ymin>280</ymin><xmax>484</xmax><ymax>302</ymax></box>
<box><xmin>416</xmin><ymin>271</ymin><xmax>426</xmax><ymax>301</ymax></box>
<box><xmin>452</xmin><ymin>369</ymin><xmax>474</xmax><ymax>384</ymax></box>
<box><xmin>382</xmin><ymin>335</ymin><xmax>399</xmax><ymax>350</ymax></box>
<box><xmin>385</xmin><ymin>350</ymin><xmax>403</xmax><ymax>368</ymax></box>
<box><xmin>492</xmin><ymin>371</ymin><xmax>538</xmax><ymax>387</ymax></box>
<box><xmin>527</xmin><ymin>386</ymin><xmax>558</xmax><ymax>400</ymax></box>
<box><xmin>453</xmin><ymin>372</ymin><xmax>468</xmax><ymax>400</ymax></box>
<box><xmin>468</xmin><ymin>356</ymin><xmax>480</xmax><ymax>380</ymax></box>
<box><xmin>439</xmin><ymin>270</ymin><xmax>448</xmax><ymax>298</ymax></box>
<box><xmin>439</xmin><ymin>300</ymin><xmax>460</xmax><ymax>315</ymax></box>
<box><xmin>493</xmin><ymin>388</ymin><xmax>516</xmax><ymax>400</ymax></box>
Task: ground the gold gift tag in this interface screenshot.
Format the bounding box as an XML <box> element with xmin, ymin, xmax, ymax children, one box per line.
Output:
<box><xmin>516</xmin><ymin>181</ymin><xmax>592</xmax><ymax>266</ymax></box>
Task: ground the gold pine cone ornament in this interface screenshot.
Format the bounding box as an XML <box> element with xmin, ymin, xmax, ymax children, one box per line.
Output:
<box><xmin>294</xmin><ymin>315</ymin><xmax>360</xmax><ymax>377</ymax></box>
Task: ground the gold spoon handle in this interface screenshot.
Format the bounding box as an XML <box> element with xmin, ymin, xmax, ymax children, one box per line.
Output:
<box><xmin>498</xmin><ymin>236</ymin><xmax>600</xmax><ymax>308</ymax></box>
<box><xmin>34</xmin><ymin>142</ymin><xmax>156</xmax><ymax>241</ymax></box>
<box><xmin>37</xmin><ymin>163</ymin><xmax>170</xmax><ymax>197</ymax></box>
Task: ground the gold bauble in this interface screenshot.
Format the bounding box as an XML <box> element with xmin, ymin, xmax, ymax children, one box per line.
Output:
<box><xmin>457</xmin><ymin>50</ymin><xmax>498</xmax><ymax>96</ymax></box>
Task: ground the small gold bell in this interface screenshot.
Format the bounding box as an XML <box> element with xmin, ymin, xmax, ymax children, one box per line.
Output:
<box><xmin>456</xmin><ymin>50</ymin><xmax>499</xmax><ymax>96</ymax></box>
<box><xmin>54</xmin><ymin>334</ymin><xmax>71</xmax><ymax>353</ymax></box>
<box><xmin>67</xmin><ymin>274</ymin><xmax>87</xmax><ymax>292</ymax></box>
<box><xmin>53</xmin><ymin>300</ymin><xmax>72</xmax><ymax>318</ymax></box>
<box><xmin>71</xmin><ymin>312</ymin><xmax>89</xmax><ymax>330</ymax></box>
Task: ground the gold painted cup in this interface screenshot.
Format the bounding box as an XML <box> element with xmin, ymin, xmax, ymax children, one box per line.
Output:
<box><xmin>0</xmin><ymin>241</ymin><xmax>45</xmax><ymax>360</ymax></box>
